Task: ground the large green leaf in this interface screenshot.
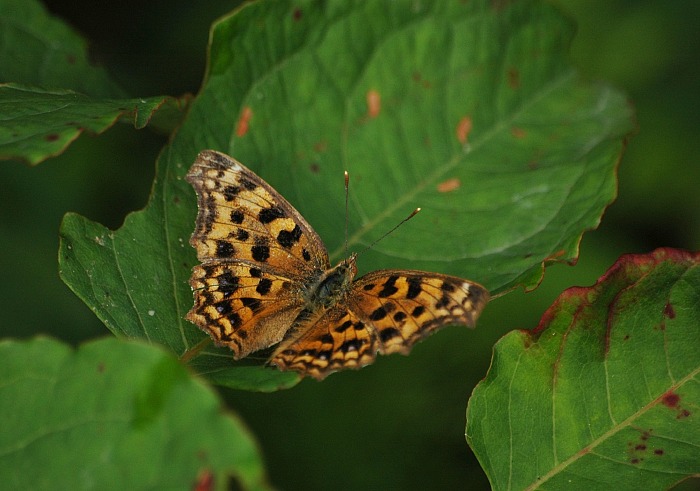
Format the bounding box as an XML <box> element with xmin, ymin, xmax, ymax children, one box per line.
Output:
<box><xmin>0</xmin><ymin>337</ymin><xmax>270</xmax><ymax>490</ymax></box>
<box><xmin>59</xmin><ymin>0</ymin><xmax>634</xmax><ymax>389</ymax></box>
<box><xmin>466</xmin><ymin>248</ymin><xmax>700</xmax><ymax>490</ymax></box>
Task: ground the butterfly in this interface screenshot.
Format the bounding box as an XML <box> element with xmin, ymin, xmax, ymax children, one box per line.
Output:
<box><xmin>185</xmin><ymin>150</ymin><xmax>489</xmax><ymax>379</ymax></box>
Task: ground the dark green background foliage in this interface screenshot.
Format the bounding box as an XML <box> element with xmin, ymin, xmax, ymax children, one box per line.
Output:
<box><xmin>1</xmin><ymin>0</ymin><xmax>699</xmax><ymax>489</ymax></box>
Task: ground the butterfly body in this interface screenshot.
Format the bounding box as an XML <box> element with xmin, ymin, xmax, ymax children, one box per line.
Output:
<box><xmin>186</xmin><ymin>150</ymin><xmax>488</xmax><ymax>379</ymax></box>
<box><xmin>305</xmin><ymin>254</ymin><xmax>357</xmax><ymax>308</ymax></box>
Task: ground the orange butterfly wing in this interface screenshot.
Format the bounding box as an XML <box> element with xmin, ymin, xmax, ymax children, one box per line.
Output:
<box><xmin>186</xmin><ymin>150</ymin><xmax>330</xmax><ymax>358</ymax></box>
<box><xmin>271</xmin><ymin>270</ymin><xmax>489</xmax><ymax>379</ymax></box>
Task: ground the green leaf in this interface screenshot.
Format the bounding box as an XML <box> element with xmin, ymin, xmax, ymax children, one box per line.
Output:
<box><xmin>0</xmin><ymin>0</ymin><xmax>190</xmax><ymax>165</ymax></box>
<box><xmin>0</xmin><ymin>0</ymin><xmax>125</xmax><ymax>97</ymax></box>
<box><xmin>0</xmin><ymin>84</ymin><xmax>189</xmax><ymax>165</ymax></box>
<box><xmin>59</xmin><ymin>0</ymin><xmax>634</xmax><ymax>389</ymax></box>
<box><xmin>466</xmin><ymin>248</ymin><xmax>700</xmax><ymax>490</ymax></box>
<box><xmin>0</xmin><ymin>337</ymin><xmax>270</xmax><ymax>491</ymax></box>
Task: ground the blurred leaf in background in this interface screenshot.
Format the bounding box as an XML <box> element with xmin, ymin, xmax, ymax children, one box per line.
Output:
<box><xmin>1</xmin><ymin>0</ymin><xmax>698</xmax><ymax>489</ymax></box>
<box><xmin>0</xmin><ymin>337</ymin><xmax>270</xmax><ymax>490</ymax></box>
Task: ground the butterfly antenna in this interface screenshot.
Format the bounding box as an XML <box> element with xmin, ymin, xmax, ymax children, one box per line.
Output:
<box><xmin>357</xmin><ymin>207</ymin><xmax>421</xmax><ymax>256</ymax></box>
<box><xmin>344</xmin><ymin>170</ymin><xmax>350</xmax><ymax>258</ymax></box>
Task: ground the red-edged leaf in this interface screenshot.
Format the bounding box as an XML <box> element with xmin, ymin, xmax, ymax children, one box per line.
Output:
<box><xmin>467</xmin><ymin>248</ymin><xmax>700</xmax><ymax>490</ymax></box>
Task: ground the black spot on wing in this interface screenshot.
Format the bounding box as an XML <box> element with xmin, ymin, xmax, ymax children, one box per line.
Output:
<box><xmin>215</xmin><ymin>302</ymin><xmax>232</xmax><ymax>315</ymax></box>
<box><xmin>223</xmin><ymin>185</ymin><xmax>240</xmax><ymax>201</ymax></box>
<box><xmin>379</xmin><ymin>327</ymin><xmax>401</xmax><ymax>343</ymax></box>
<box><xmin>201</xmin><ymin>290</ymin><xmax>215</xmax><ymax>306</ymax></box>
<box><xmin>217</xmin><ymin>272</ymin><xmax>240</xmax><ymax>295</ymax></box>
<box><xmin>256</xmin><ymin>278</ymin><xmax>272</xmax><ymax>295</ymax></box>
<box><xmin>209</xmin><ymin>152</ymin><xmax>229</xmax><ymax>170</ymax></box>
<box><xmin>406</xmin><ymin>277</ymin><xmax>422</xmax><ymax>299</ymax></box>
<box><xmin>411</xmin><ymin>305</ymin><xmax>425</xmax><ymax>317</ymax></box>
<box><xmin>277</xmin><ymin>224</ymin><xmax>302</xmax><ymax>248</ymax></box>
<box><xmin>441</xmin><ymin>281</ymin><xmax>456</xmax><ymax>292</ymax></box>
<box><xmin>259</xmin><ymin>206</ymin><xmax>286</xmax><ymax>224</ymax></box>
<box><xmin>241</xmin><ymin>297</ymin><xmax>262</xmax><ymax>312</ymax></box>
<box><xmin>230</xmin><ymin>210</ymin><xmax>244</xmax><ymax>224</ymax></box>
<box><xmin>216</xmin><ymin>240</ymin><xmax>235</xmax><ymax>258</ymax></box>
<box><xmin>435</xmin><ymin>295</ymin><xmax>450</xmax><ymax>309</ymax></box>
<box><xmin>251</xmin><ymin>243</ymin><xmax>270</xmax><ymax>262</ymax></box>
<box><xmin>228</xmin><ymin>312</ymin><xmax>242</xmax><ymax>328</ymax></box>
<box><xmin>235</xmin><ymin>229</ymin><xmax>249</xmax><ymax>241</ymax></box>
<box><xmin>335</xmin><ymin>319</ymin><xmax>353</xmax><ymax>333</ymax></box>
<box><xmin>369</xmin><ymin>306</ymin><xmax>388</xmax><ymax>321</ymax></box>
<box><xmin>340</xmin><ymin>339</ymin><xmax>360</xmax><ymax>353</ymax></box>
<box><xmin>240</xmin><ymin>177</ymin><xmax>257</xmax><ymax>191</ymax></box>
<box><xmin>377</xmin><ymin>276</ymin><xmax>399</xmax><ymax>298</ymax></box>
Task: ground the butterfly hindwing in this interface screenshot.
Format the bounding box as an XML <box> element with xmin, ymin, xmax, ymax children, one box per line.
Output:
<box><xmin>270</xmin><ymin>306</ymin><xmax>379</xmax><ymax>379</ymax></box>
<box><xmin>269</xmin><ymin>269</ymin><xmax>489</xmax><ymax>379</ymax></box>
<box><xmin>187</xmin><ymin>263</ymin><xmax>306</xmax><ymax>358</ymax></box>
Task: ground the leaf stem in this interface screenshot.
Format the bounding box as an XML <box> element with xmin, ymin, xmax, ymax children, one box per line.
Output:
<box><xmin>180</xmin><ymin>337</ymin><xmax>211</xmax><ymax>363</ymax></box>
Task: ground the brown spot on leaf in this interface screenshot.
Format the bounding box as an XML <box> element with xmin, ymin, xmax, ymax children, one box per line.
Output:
<box><xmin>662</xmin><ymin>392</ymin><xmax>680</xmax><ymax>408</ymax></box>
<box><xmin>292</xmin><ymin>8</ymin><xmax>302</xmax><ymax>21</ymax></box>
<box><xmin>663</xmin><ymin>302</ymin><xmax>675</xmax><ymax>319</ymax></box>
<box><xmin>508</xmin><ymin>67</ymin><xmax>520</xmax><ymax>88</ymax></box>
<box><xmin>309</xmin><ymin>163</ymin><xmax>320</xmax><ymax>173</ymax></box>
<box><xmin>654</xmin><ymin>449</ymin><xmax>664</xmax><ymax>456</ymax></box>
<box><xmin>367</xmin><ymin>90</ymin><xmax>381</xmax><ymax>118</ymax></box>
<box><xmin>236</xmin><ymin>107</ymin><xmax>253</xmax><ymax>137</ymax></box>
<box><xmin>45</xmin><ymin>133</ymin><xmax>60</xmax><ymax>142</ymax></box>
<box><xmin>411</xmin><ymin>71</ymin><xmax>431</xmax><ymax>88</ymax></box>
<box><xmin>313</xmin><ymin>140</ymin><xmax>327</xmax><ymax>153</ymax></box>
<box><xmin>511</xmin><ymin>126</ymin><xmax>526</xmax><ymax>138</ymax></box>
<box><xmin>456</xmin><ymin>116</ymin><xmax>472</xmax><ymax>144</ymax></box>
<box><xmin>437</xmin><ymin>178</ymin><xmax>461</xmax><ymax>193</ymax></box>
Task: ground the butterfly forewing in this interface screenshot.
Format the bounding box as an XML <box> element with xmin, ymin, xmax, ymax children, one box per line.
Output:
<box><xmin>187</xmin><ymin>150</ymin><xmax>329</xmax><ymax>277</ymax></box>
